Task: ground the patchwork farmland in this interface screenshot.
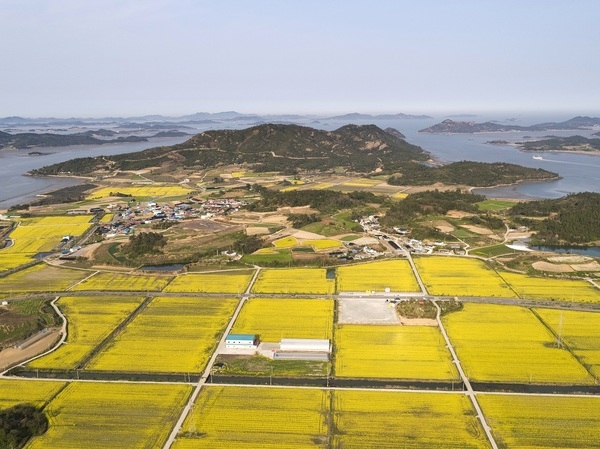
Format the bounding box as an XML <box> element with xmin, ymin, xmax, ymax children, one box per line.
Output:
<box><xmin>2</xmin><ymin>254</ymin><xmax>600</xmax><ymax>448</ymax></box>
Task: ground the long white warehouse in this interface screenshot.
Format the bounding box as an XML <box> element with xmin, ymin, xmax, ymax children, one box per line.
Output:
<box><xmin>279</xmin><ymin>338</ymin><xmax>331</xmax><ymax>352</ymax></box>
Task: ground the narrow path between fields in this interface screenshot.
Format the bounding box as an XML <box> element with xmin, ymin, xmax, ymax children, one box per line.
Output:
<box><xmin>432</xmin><ymin>300</ymin><xmax>498</xmax><ymax>449</ymax></box>
<box><xmin>162</xmin><ymin>267</ymin><xmax>262</xmax><ymax>449</ymax></box>
<box><xmin>405</xmin><ymin>250</ymin><xmax>428</xmax><ymax>295</ymax></box>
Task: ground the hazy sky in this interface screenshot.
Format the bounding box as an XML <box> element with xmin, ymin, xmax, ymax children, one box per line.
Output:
<box><xmin>2</xmin><ymin>0</ymin><xmax>599</xmax><ymax>117</ymax></box>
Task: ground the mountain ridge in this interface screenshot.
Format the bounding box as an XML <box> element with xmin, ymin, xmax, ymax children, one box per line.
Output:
<box><xmin>419</xmin><ymin>116</ymin><xmax>600</xmax><ymax>133</ymax></box>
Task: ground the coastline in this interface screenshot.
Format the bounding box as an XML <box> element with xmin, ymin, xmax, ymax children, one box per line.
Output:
<box><xmin>469</xmin><ymin>176</ymin><xmax>562</xmax><ymax>201</ymax></box>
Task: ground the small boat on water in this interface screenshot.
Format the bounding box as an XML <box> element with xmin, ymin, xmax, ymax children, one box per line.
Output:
<box><xmin>532</xmin><ymin>155</ymin><xmax>543</xmax><ymax>160</ymax></box>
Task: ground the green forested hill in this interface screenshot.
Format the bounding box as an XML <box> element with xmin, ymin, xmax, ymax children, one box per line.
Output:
<box><xmin>510</xmin><ymin>192</ymin><xmax>600</xmax><ymax>244</ymax></box>
<box><xmin>30</xmin><ymin>124</ymin><xmax>428</xmax><ymax>175</ymax></box>
<box><xmin>388</xmin><ymin>161</ymin><xmax>557</xmax><ymax>187</ymax></box>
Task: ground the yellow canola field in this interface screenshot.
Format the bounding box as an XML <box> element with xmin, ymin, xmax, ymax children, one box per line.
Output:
<box><xmin>391</xmin><ymin>192</ymin><xmax>408</xmax><ymax>199</ymax></box>
<box><xmin>333</xmin><ymin>390</ymin><xmax>490</xmax><ymax>449</ymax></box>
<box><xmin>337</xmin><ymin>259</ymin><xmax>420</xmax><ymax>292</ymax></box>
<box><xmin>340</xmin><ymin>178</ymin><xmax>381</xmax><ymax>187</ymax></box>
<box><xmin>26</xmin><ymin>382</ymin><xmax>191</xmax><ymax>449</ymax></box>
<box><xmin>71</xmin><ymin>271</ymin><xmax>172</xmax><ymax>291</ymax></box>
<box><xmin>28</xmin><ymin>296</ymin><xmax>143</xmax><ymax>370</ymax></box>
<box><xmin>301</xmin><ymin>239</ymin><xmax>342</xmax><ymax>250</ymax></box>
<box><xmin>499</xmin><ymin>271</ymin><xmax>600</xmax><ymax>302</ymax></box>
<box><xmin>87</xmin><ymin>185</ymin><xmax>192</xmax><ymax>199</ymax></box>
<box><xmin>414</xmin><ymin>256</ymin><xmax>517</xmax><ymax>298</ymax></box>
<box><xmin>272</xmin><ymin>236</ymin><xmax>298</xmax><ymax>248</ymax></box>
<box><xmin>174</xmin><ymin>386</ymin><xmax>329</xmax><ymax>449</ymax></box>
<box><xmin>0</xmin><ymin>379</ymin><xmax>66</xmax><ymax>409</ymax></box>
<box><xmin>252</xmin><ymin>268</ymin><xmax>334</xmax><ymax>295</ymax></box>
<box><xmin>231</xmin><ymin>298</ymin><xmax>334</xmax><ymax>341</ymax></box>
<box><xmin>335</xmin><ymin>324</ymin><xmax>458</xmax><ymax>380</ymax></box>
<box><xmin>88</xmin><ymin>297</ymin><xmax>238</xmax><ymax>373</ymax></box>
<box><xmin>0</xmin><ymin>264</ymin><xmax>88</xmax><ymax>292</ymax></box>
<box><xmin>535</xmin><ymin>308</ymin><xmax>600</xmax><ymax>378</ymax></box>
<box><xmin>0</xmin><ymin>216</ymin><xmax>93</xmax><ymax>271</ymax></box>
<box><xmin>99</xmin><ymin>213</ymin><xmax>114</xmax><ymax>223</ymax></box>
<box><xmin>443</xmin><ymin>303</ymin><xmax>593</xmax><ymax>384</ymax></box>
<box><xmin>164</xmin><ymin>271</ymin><xmax>254</xmax><ymax>294</ymax></box>
<box><xmin>478</xmin><ymin>394</ymin><xmax>600</xmax><ymax>449</ymax></box>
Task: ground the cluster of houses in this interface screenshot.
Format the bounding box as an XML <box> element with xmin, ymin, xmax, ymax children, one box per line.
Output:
<box><xmin>195</xmin><ymin>198</ymin><xmax>247</xmax><ymax>218</ymax></box>
<box><xmin>359</xmin><ymin>214</ymin><xmax>466</xmax><ymax>255</ymax></box>
<box><xmin>328</xmin><ymin>242</ymin><xmax>384</xmax><ymax>261</ymax></box>
<box><xmin>95</xmin><ymin>197</ymin><xmax>247</xmax><ymax>238</ymax></box>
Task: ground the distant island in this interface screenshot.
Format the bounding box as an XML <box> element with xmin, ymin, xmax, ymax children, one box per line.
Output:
<box><xmin>419</xmin><ymin>116</ymin><xmax>600</xmax><ymax>134</ymax></box>
<box><xmin>0</xmin><ymin>129</ymin><xmax>190</xmax><ymax>150</ymax></box>
<box><xmin>517</xmin><ymin>135</ymin><xmax>600</xmax><ymax>154</ymax></box>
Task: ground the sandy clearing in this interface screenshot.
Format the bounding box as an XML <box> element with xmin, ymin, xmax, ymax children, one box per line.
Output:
<box><xmin>350</xmin><ymin>236</ymin><xmax>379</xmax><ymax>245</ymax></box>
<box><xmin>292</xmin><ymin>230</ymin><xmax>327</xmax><ymax>240</ymax></box>
<box><xmin>0</xmin><ymin>331</ymin><xmax>60</xmax><ymax>370</ymax></box>
<box><xmin>532</xmin><ymin>261</ymin><xmax>574</xmax><ymax>272</ymax></box>
<box><xmin>548</xmin><ymin>255</ymin><xmax>592</xmax><ymax>263</ymax></box>
<box><xmin>572</xmin><ymin>261</ymin><xmax>600</xmax><ymax>272</ymax></box>
<box><xmin>245</xmin><ymin>227</ymin><xmax>271</xmax><ymax>236</ymax></box>
<box><xmin>398</xmin><ymin>317</ymin><xmax>438</xmax><ymax>326</ymax></box>
<box><xmin>338</xmin><ymin>298</ymin><xmax>400</xmax><ymax>324</ymax></box>
<box><xmin>434</xmin><ymin>220</ymin><xmax>455</xmax><ymax>233</ymax></box>
<box><xmin>446</xmin><ymin>210</ymin><xmax>472</xmax><ymax>219</ymax></box>
<box><xmin>506</xmin><ymin>232</ymin><xmax>532</xmax><ymax>240</ymax></box>
<box><xmin>461</xmin><ymin>225</ymin><xmax>494</xmax><ymax>235</ymax></box>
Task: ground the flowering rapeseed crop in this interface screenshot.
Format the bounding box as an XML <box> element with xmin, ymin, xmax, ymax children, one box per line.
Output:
<box><xmin>443</xmin><ymin>303</ymin><xmax>593</xmax><ymax>384</ymax></box>
<box><xmin>337</xmin><ymin>259</ymin><xmax>420</xmax><ymax>292</ymax></box>
<box><xmin>231</xmin><ymin>298</ymin><xmax>333</xmax><ymax>341</ymax></box>
<box><xmin>28</xmin><ymin>296</ymin><xmax>143</xmax><ymax>370</ymax></box>
<box><xmin>88</xmin><ymin>296</ymin><xmax>238</xmax><ymax>373</ymax></box>
<box><xmin>174</xmin><ymin>386</ymin><xmax>329</xmax><ymax>449</ymax></box>
<box><xmin>27</xmin><ymin>382</ymin><xmax>191</xmax><ymax>449</ymax></box>
<box><xmin>332</xmin><ymin>390</ymin><xmax>489</xmax><ymax>449</ymax></box>
<box><xmin>335</xmin><ymin>324</ymin><xmax>458</xmax><ymax>380</ymax></box>
<box><xmin>478</xmin><ymin>394</ymin><xmax>600</xmax><ymax>449</ymax></box>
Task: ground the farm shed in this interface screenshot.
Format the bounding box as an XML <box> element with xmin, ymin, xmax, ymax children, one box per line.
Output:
<box><xmin>279</xmin><ymin>338</ymin><xmax>330</xmax><ymax>353</ymax></box>
<box><xmin>225</xmin><ymin>334</ymin><xmax>258</xmax><ymax>349</ymax></box>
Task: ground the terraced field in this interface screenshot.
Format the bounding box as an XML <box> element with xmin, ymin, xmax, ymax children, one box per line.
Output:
<box><xmin>87</xmin><ymin>185</ymin><xmax>192</xmax><ymax>200</ymax></box>
<box><xmin>301</xmin><ymin>239</ymin><xmax>342</xmax><ymax>250</ymax></box>
<box><xmin>26</xmin><ymin>382</ymin><xmax>191</xmax><ymax>449</ymax></box>
<box><xmin>335</xmin><ymin>324</ymin><xmax>458</xmax><ymax>380</ymax></box>
<box><xmin>0</xmin><ymin>264</ymin><xmax>88</xmax><ymax>292</ymax></box>
<box><xmin>337</xmin><ymin>259</ymin><xmax>420</xmax><ymax>292</ymax></box>
<box><xmin>71</xmin><ymin>271</ymin><xmax>172</xmax><ymax>291</ymax></box>
<box><xmin>272</xmin><ymin>236</ymin><xmax>298</xmax><ymax>248</ymax></box>
<box><xmin>332</xmin><ymin>390</ymin><xmax>490</xmax><ymax>448</ymax></box>
<box><xmin>414</xmin><ymin>256</ymin><xmax>516</xmax><ymax>298</ymax></box>
<box><xmin>0</xmin><ymin>379</ymin><xmax>66</xmax><ymax>409</ymax></box>
<box><xmin>479</xmin><ymin>394</ymin><xmax>600</xmax><ymax>449</ymax></box>
<box><xmin>28</xmin><ymin>296</ymin><xmax>143</xmax><ymax>370</ymax></box>
<box><xmin>443</xmin><ymin>303</ymin><xmax>593</xmax><ymax>384</ymax></box>
<box><xmin>173</xmin><ymin>386</ymin><xmax>329</xmax><ymax>449</ymax></box>
<box><xmin>164</xmin><ymin>271</ymin><xmax>254</xmax><ymax>294</ymax></box>
<box><xmin>499</xmin><ymin>271</ymin><xmax>600</xmax><ymax>302</ymax></box>
<box><xmin>0</xmin><ymin>215</ymin><xmax>93</xmax><ymax>271</ymax></box>
<box><xmin>534</xmin><ymin>308</ymin><xmax>600</xmax><ymax>378</ymax></box>
<box><xmin>231</xmin><ymin>298</ymin><xmax>334</xmax><ymax>341</ymax></box>
<box><xmin>252</xmin><ymin>268</ymin><xmax>334</xmax><ymax>295</ymax></box>
<box><xmin>87</xmin><ymin>297</ymin><xmax>238</xmax><ymax>373</ymax></box>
